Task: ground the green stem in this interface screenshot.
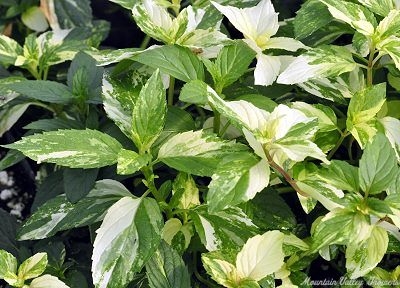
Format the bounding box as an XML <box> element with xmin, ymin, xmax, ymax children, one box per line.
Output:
<box><xmin>42</xmin><ymin>67</ymin><xmax>49</xmax><ymax>81</ymax></box>
<box><xmin>139</xmin><ymin>35</ymin><xmax>151</xmax><ymax>49</ymax></box>
<box><xmin>367</xmin><ymin>47</ymin><xmax>376</xmax><ymax>86</ymax></box>
<box><xmin>327</xmin><ymin>130</ymin><xmax>349</xmax><ymax>160</ymax></box>
<box><xmin>27</xmin><ymin>67</ymin><xmax>41</xmax><ymax>80</ymax></box>
<box><xmin>265</xmin><ymin>152</ymin><xmax>307</xmax><ymax>197</ymax></box>
<box><xmin>141</xmin><ymin>166</ymin><xmax>162</xmax><ymax>202</ymax></box>
<box><xmin>168</xmin><ymin>76</ymin><xmax>176</xmax><ymax>106</ymax></box>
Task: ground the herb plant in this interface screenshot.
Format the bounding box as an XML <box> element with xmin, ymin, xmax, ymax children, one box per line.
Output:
<box><xmin>1</xmin><ymin>0</ymin><xmax>400</xmax><ymax>287</ymax></box>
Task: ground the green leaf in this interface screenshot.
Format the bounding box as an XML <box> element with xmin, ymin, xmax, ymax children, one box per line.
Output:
<box><xmin>117</xmin><ymin>149</ymin><xmax>151</xmax><ymax>175</ymax></box>
<box><xmin>236</xmin><ymin>231</ymin><xmax>284</xmax><ymax>281</ymax></box>
<box><xmin>7</xmin><ymin>80</ymin><xmax>74</xmax><ymax>104</ymax></box>
<box><xmin>346</xmin><ymin>226</ymin><xmax>388</xmax><ymax>279</ymax></box>
<box><xmin>191</xmin><ymin>206</ymin><xmax>258</xmax><ymax>256</ymax></box>
<box><xmin>242</xmin><ymin>188</ymin><xmax>297</xmax><ymax>231</ymax></box>
<box><xmin>18</xmin><ymin>252</ymin><xmax>47</xmax><ymax>280</ymax></box>
<box><xmin>63</xmin><ymin>168</ymin><xmax>98</xmax><ymax>203</ymax></box>
<box><xmin>131</xmin><ymin>69</ymin><xmax>167</xmax><ymax>152</ymax></box>
<box><xmin>18</xmin><ymin>180</ymin><xmax>132</xmax><ymax>240</ymax></box>
<box><xmin>146</xmin><ymin>241</ymin><xmax>191</xmax><ymax>288</ymax></box>
<box><xmin>179</xmin><ymin>80</ymin><xmax>208</xmax><ymax>105</ymax></box>
<box><xmin>135</xmin><ymin>45</ymin><xmax>205</xmax><ymax>82</ymax></box>
<box><xmin>346</xmin><ymin>83</ymin><xmax>386</xmax><ymax>148</ymax></box>
<box><xmin>0</xmin><ymin>77</ymin><xmax>24</xmax><ymax>107</ymax></box>
<box><xmin>0</xmin><ymin>35</ymin><xmax>23</xmax><ymax>65</ymax></box>
<box><xmin>92</xmin><ymin>196</ymin><xmax>163</xmax><ymax>288</ymax></box>
<box><xmin>67</xmin><ymin>52</ymin><xmax>104</xmax><ymax>104</ymax></box>
<box><xmin>235</xmin><ymin>94</ymin><xmax>277</xmax><ymax>113</ymax></box>
<box><xmin>53</xmin><ymin>0</ymin><xmax>92</xmax><ymax>28</ymax></box>
<box><xmin>0</xmin><ymin>250</ymin><xmax>17</xmax><ymax>278</ymax></box>
<box><xmin>0</xmin><ymin>209</ymin><xmax>18</xmax><ymax>255</ymax></box>
<box><xmin>213</xmin><ymin>40</ymin><xmax>256</xmax><ymax>90</ymax></box>
<box><xmin>207</xmin><ymin>153</ymin><xmax>270</xmax><ymax>212</ymax></box>
<box><xmin>319</xmin><ymin>0</ymin><xmax>377</xmax><ymax>36</ymax></box>
<box><xmin>158</xmin><ymin>130</ymin><xmax>247</xmax><ymax>176</ymax></box>
<box><xmin>4</xmin><ymin>129</ymin><xmax>123</xmax><ymax>168</ymax></box>
<box><xmin>359</xmin><ymin>133</ymin><xmax>398</xmax><ymax>195</ymax></box>
<box><xmin>21</xmin><ymin>6</ymin><xmax>48</xmax><ymax>32</ymax></box>
<box><xmin>24</xmin><ymin>118</ymin><xmax>84</xmax><ymax>131</ymax></box>
<box><xmin>278</xmin><ymin>45</ymin><xmax>358</xmax><ymax>84</ymax></box>
<box><xmin>29</xmin><ymin>274</ymin><xmax>70</xmax><ymax>288</ymax></box>
<box><xmin>0</xmin><ymin>103</ymin><xmax>32</xmax><ymax>137</ymax></box>
<box><xmin>317</xmin><ymin>160</ymin><xmax>359</xmax><ymax>192</ymax></box>
<box><xmin>108</xmin><ymin>0</ymin><xmax>135</xmax><ymax>9</ymax></box>
<box><xmin>294</xmin><ymin>0</ymin><xmax>333</xmax><ymax>39</ymax></box>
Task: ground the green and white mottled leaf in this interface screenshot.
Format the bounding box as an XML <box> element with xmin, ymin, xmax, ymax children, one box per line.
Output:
<box><xmin>0</xmin><ymin>250</ymin><xmax>17</xmax><ymax>278</ymax></box>
<box><xmin>92</xmin><ymin>196</ymin><xmax>163</xmax><ymax>288</ymax></box>
<box><xmin>346</xmin><ymin>83</ymin><xmax>386</xmax><ymax>148</ymax></box>
<box><xmin>277</xmin><ymin>45</ymin><xmax>357</xmax><ymax>84</ymax></box>
<box><xmin>146</xmin><ymin>241</ymin><xmax>191</xmax><ymax>288</ymax></box>
<box><xmin>108</xmin><ymin>0</ymin><xmax>135</xmax><ymax>9</ymax></box>
<box><xmin>377</xmin><ymin>36</ymin><xmax>400</xmax><ymax>71</ymax></box>
<box><xmin>171</xmin><ymin>173</ymin><xmax>200</xmax><ymax>209</ymax></box>
<box><xmin>4</xmin><ymin>129</ymin><xmax>122</xmax><ymax>168</ymax></box>
<box><xmin>158</xmin><ymin>130</ymin><xmax>247</xmax><ymax>176</ymax></box>
<box><xmin>161</xmin><ymin>218</ymin><xmax>192</xmax><ymax>251</ymax></box>
<box><xmin>207</xmin><ymin>153</ymin><xmax>270</xmax><ymax>212</ymax></box>
<box><xmin>319</xmin><ymin>0</ymin><xmax>377</xmax><ymax>36</ymax></box>
<box><xmin>311</xmin><ymin>209</ymin><xmax>370</xmax><ymax>252</ymax></box>
<box><xmin>294</xmin><ymin>0</ymin><xmax>333</xmax><ymax>39</ymax></box>
<box><xmin>359</xmin><ymin>133</ymin><xmax>398</xmax><ymax>195</ymax></box>
<box><xmin>18</xmin><ymin>253</ymin><xmax>47</xmax><ymax>280</ymax></box>
<box><xmin>29</xmin><ymin>274</ymin><xmax>70</xmax><ymax>288</ymax></box>
<box><xmin>236</xmin><ymin>231</ymin><xmax>284</xmax><ymax>281</ymax></box>
<box><xmin>117</xmin><ymin>149</ymin><xmax>151</xmax><ymax>175</ymax></box>
<box><xmin>0</xmin><ymin>77</ymin><xmax>24</xmax><ymax>107</ymax></box>
<box><xmin>21</xmin><ymin>6</ymin><xmax>49</xmax><ymax>32</ymax></box>
<box><xmin>135</xmin><ymin>45</ymin><xmax>204</xmax><ymax>82</ymax></box>
<box><xmin>0</xmin><ymin>103</ymin><xmax>32</xmax><ymax>137</ymax></box>
<box><xmin>297</xmin><ymin>77</ymin><xmax>349</xmax><ymax>104</ymax></box>
<box><xmin>131</xmin><ymin>69</ymin><xmax>166</xmax><ymax>151</ymax></box>
<box><xmin>379</xmin><ymin>116</ymin><xmax>400</xmax><ymax>161</ymax></box>
<box><xmin>93</xmin><ymin>48</ymin><xmax>141</xmax><ymax>66</ymax></box>
<box><xmin>202</xmin><ymin>254</ymin><xmax>239</xmax><ymax>288</ymax></box>
<box><xmin>53</xmin><ymin>0</ymin><xmax>93</xmax><ymax>29</ymax></box>
<box><xmin>191</xmin><ymin>206</ymin><xmax>258</xmax><ymax>256</ymax></box>
<box><xmin>6</xmin><ymin>80</ymin><xmax>74</xmax><ymax>104</ymax></box>
<box><xmin>346</xmin><ymin>226</ymin><xmax>388</xmax><ymax>279</ymax></box>
<box><xmin>317</xmin><ymin>160</ymin><xmax>359</xmax><ymax>192</ymax></box>
<box><xmin>375</xmin><ymin>10</ymin><xmax>400</xmax><ymax>41</ymax></box>
<box><xmin>18</xmin><ymin>180</ymin><xmax>132</xmax><ymax>240</ymax></box>
<box><xmin>357</xmin><ymin>0</ymin><xmax>394</xmax><ymax>16</ymax></box>
<box><xmin>0</xmin><ymin>35</ymin><xmax>23</xmax><ymax>66</ymax></box>
<box><xmin>291</xmin><ymin>102</ymin><xmax>337</xmax><ymax>132</ymax></box>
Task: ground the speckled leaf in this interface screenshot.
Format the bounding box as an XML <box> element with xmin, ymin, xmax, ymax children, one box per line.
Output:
<box><xmin>158</xmin><ymin>130</ymin><xmax>248</xmax><ymax>176</ymax></box>
<box><xmin>146</xmin><ymin>241</ymin><xmax>190</xmax><ymax>288</ymax></box>
<box><xmin>92</xmin><ymin>196</ymin><xmax>163</xmax><ymax>288</ymax></box>
<box><xmin>346</xmin><ymin>84</ymin><xmax>386</xmax><ymax>148</ymax></box>
<box><xmin>0</xmin><ymin>77</ymin><xmax>23</xmax><ymax>107</ymax></box>
<box><xmin>18</xmin><ymin>180</ymin><xmax>132</xmax><ymax>240</ymax></box>
<box><xmin>0</xmin><ymin>250</ymin><xmax>17</xmax><ymax>278</ymax></box>
<box><xmin>170</xmin><ymin>172</ymin><xmax>200</xmax><ymax>209</ymax></box>
<box><xmin>378</xmin><ymin>36</ymin><xmax>400</xmax><ymax>71</ymax></box>
<box><xmin>357</xmin><ymin>0</ymin><xmax>394</xmax><ymax>16</ymax></box>
<box><xmin>135</xmin><ymin>45</ymin><xmax>204</xmax><ymax>82</ymax></box>
<box><xmin>131</xmin><ymin>69</ymin><xmax>166</xmax><ymax>152</ymax></box>
<box><xmin>190</xmin><ymin>206</ymin><xmax>258</xmax><ymax>256</ymax></box>
<box><xmin>4</xmin><ymin>129</ymin><xmax>123</xmax><ymax>168</ymax></box>
<box><xmin>117</xmin><ymin>149</ymin><xmax>151</xmax><ymax>175</ymax></box>
<box><xmin>53</xmin><ymin>0</ymin><xmax>92</xmax><ymax>28</ymax></box>
<box><xmin>0</xmin><ymin>35</ymin><xmax>23</xmax><ymax>65</ymax></box>
<box><xmin>359</xmin><ymin>133</ymin><xmax>398</xmax><ymax>195</ymax></box>
<box><xmin>207</xmin><ymin>153</ymin><xmax>270</xmax><ymax>212</ymax></box>
<box><xmin>346</xmin><ymin>225</ymin><xmax>388</xmax><ymax>279</ymax></box>
<box><xmin>18</xmin><ymin>253</ymin><xmax>47</xmax><ymax>280</ymax></box>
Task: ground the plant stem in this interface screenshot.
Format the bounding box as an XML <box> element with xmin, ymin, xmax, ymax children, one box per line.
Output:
<box><xmin>139</xmin><ymin>35</ymin><xmax>151</xmax><ymax>49</ymax></box>
<box><xmin>193</xmin><ymin>252</ymin><xmax>219</xmax><ymax>288</ymax></box>
<box><xmin>367</xmin><ymin>47</ymin><xmax>376</xmax><ymax>86</ymax></box>
<box><xmin>265</xmin><ymin>152</ymin><xmax>307</xmax><ymax>197</ymax></box>
<box><xmin>168</xmin><ymin>76</ymin><xmax>175</xmax><ymax>106</ymax></box>
<box><xmin>141</xmin><ymin>165</ymin><xmax>162</xmax><ymax>202</ymax></box>
<box><xmin>327</xmin><ymin>130</ymin><xmax>349</xmax><ymax>160</ymax></box>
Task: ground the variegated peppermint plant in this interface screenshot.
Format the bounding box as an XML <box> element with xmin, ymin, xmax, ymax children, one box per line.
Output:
<box><xmin>1</xmin><ymin>0</ymin><xmax>400</xmax><ymax>287</ymax></box>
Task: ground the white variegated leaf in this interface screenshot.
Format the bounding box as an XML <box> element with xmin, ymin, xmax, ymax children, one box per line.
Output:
<box><xmin>357</xmin><ymin>0</ymin><xmax>394</xmax><ymax>16</ymax></box>
<box><xmin>254</xmin><ymin>53</ymin><xmax>281</xmax><ymax>86</ymax></box>
<box><xmin>379</xmin><ymin>116</ymin><xmax>400</xmax><ymax>161</ymax></box>
<box><xmin>29</xmin><ymin>274</ymin><xmax>69</xmax><ymax>288</ymax></box>
<box><xmin>4</xmin><ymin>129</ymin><xmax>122</xmax><ymax>168</ymax></box>
<box><xmin>236</xmin><ymin>230</ymin><xmax>284</xmax><ymax>281</ymax></box>
<box><xmin>0</xmin><ymin>35</ymin><xmax>23</xmax><ymax>66</ymax></box>
<box><xmin>18</xmin><ymin>253</ymin><xmax>47</xmax><ymax>280</ymax></box>
<box><xmin>202</xmin><ymin>255</ymin><xmax>239</xmax><ymax>288</ymax></box>
<box><xmin>346</xmin><ymin>226</ymin><xmax>388</xmax><ymax>279</ymax></box>
<box><xmin>92</xmin><ymin>196</ymin><xmax>163</xmax><ymax>288</ymax></box>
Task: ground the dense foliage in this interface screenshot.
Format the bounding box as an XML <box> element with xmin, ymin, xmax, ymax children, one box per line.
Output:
<box><xmin>1</xmin><ymin>0</ymin><xmax>400</xmax><ymax>287</ymax></box>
